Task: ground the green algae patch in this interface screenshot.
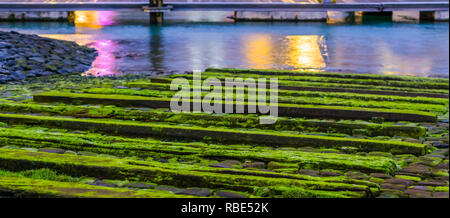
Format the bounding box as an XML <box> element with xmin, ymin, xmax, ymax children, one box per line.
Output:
<box><xmin>0</xmin><ymin>102</ymin><xmax>427</xmax><ymax>138</ymax></box>
<box><xmin>33</xmin><ymin>91</ymin><xmax>438</xmax><ymax>122</ymax></box>
<box><xmin>253</xmin><ymin>186</ymin><xmax>365</xmax><ymax>198</ymax></box>
<box><xmin>0</xmin><ymin>176</ymin><xmax>189</xmax><ymax>198</ymax></box>
<box><xmin>0</xmin><ymin>126</ymin><xmax>399</xmax><ymax>174</ymax></box>
<box><xmin>434</xmin><ymin>186</ymin><xmax>449</xmax><ymax>193</ymax></box>
<box><xmin>0</xmin><ymin>168</ymin><xmax>79</xmax><ymax>182</ymax></box>
<box><xmin>0</xmin><ymin>148</ymin><xmax>374</xmax><ymax>197</ymax></box>
<box><xmin>199</xmin><ymin>71</ymin><xmax>449</xmax><ymax>90</ymax></box>
<box><xmin>170</xmin><ymin>73</ymin><xmax>449</xmax><ymax>96</ymax></box>
<box><xmin>79</xmin><ymin>87</ymin><xmax>447</xmax><ymax>114</ymax></box>
<box><xmin>0</xmin><ymin>113</ymin><xmax>428</xmax><ymax>155</ymax></box>
<box><xmin>125</xmin><ymin>81</ymin><xmax>449</xmax><ymax>106</ymax></box>
<box><xmin>205</xmin><ymin>68</ymin><xmax>450</xmax><ymax>84</ymax></box>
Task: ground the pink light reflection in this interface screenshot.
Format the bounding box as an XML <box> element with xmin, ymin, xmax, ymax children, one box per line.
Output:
<box><xmin>83</xmin><ymin>39</ymin><xmax>118</xmax><ymax>76</ymax></box>
<box><xmin>97</xmin><ymin>11</ymin><xmax>116</xmax><ymax>26</ymax></box>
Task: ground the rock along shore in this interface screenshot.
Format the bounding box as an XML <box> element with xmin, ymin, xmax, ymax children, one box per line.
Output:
<box><xmin>0</xmin><ymin>30</ymin><xmax>97</xmax><ymax>83</ymax></box>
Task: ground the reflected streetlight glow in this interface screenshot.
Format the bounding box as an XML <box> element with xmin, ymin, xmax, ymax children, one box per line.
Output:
<box><xmin>285</xmin><ymin>35</ymin><xmax>326</xmax><ymax>69</ymax></box>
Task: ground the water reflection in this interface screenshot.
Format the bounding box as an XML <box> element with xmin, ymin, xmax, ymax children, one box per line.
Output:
<box><xmin>84</xmin><ymin>40</ymin><xmax>118</xmax><ymax>76</ymax></box>
<box><xmin>376</xmin><ymin>41</ymin><xmax>431</xmax><ymax>77</ymax></box>
<box><xmin>41</xmin><ymin>11</ymin><xmax>121</xmax><ymax>76</ymax></box>
<box><xmin>243</xmin><ymin>34</ymin><xmax>274</xmax><ymax>69</ymax></box>
<box><xmin>149</xmin><ymin>27</ymin><xmax>164</xmax><ymax>71</ymax></box>
<box><xmin>74</xmin><ymin>11</ymin><xmax>117</xmax><ymax>29</ymax></box>
<box><xmin>285</xmin><ymin>35</ymin><xmax>326</xmax><ymax>69</ymax></box>
<box><xmin>5</xmin><ymin>11</ymin><xmax>446</xmax><ymax>77</ymax></box>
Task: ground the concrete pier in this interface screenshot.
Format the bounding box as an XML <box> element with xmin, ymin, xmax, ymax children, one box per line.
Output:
<box><xmin>0</xmin><ymin>1</ymin><xmax>448</xmax><ymax>23</ymax></box>
<box><xmin>327</xmin><ymin>11</ymin><xmax>354</xmax><ymax>23</ymax></box>
<box><xmin>234</xmin><ymin>11</ymin><xmax>327</xmax><ymax>22</ymax></box>
<box><xmin>434</xmin><ymin>10</ymin><xmax>449</xmax><ymax>21</ymax></box>
<box><xmin>393</xmin><ymin>11</ymin><xmax>420</xmax><ymax>22</ymax></box>
<box><xmin>0</xmin><ymin>11</ymin><xmax>71</xmax><ymax>21</ymax></box>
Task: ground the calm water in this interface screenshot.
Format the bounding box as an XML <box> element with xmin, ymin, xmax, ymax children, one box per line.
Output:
<box><xmin>1</xmin><ymin>11</ymin><xmax>448</xmax><ymax>77</ymax></box>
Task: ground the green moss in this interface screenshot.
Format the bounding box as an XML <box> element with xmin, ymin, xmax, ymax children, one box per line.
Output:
<box><xmin>0</xmin><ymin>176</ymin><xmax>189</xmax><ymax>198</ymax></box>
<box><xmin>0</xmin><ymin>126</ymin><xmax>399</xmax><ymax>174</ymax></box>
<box><xmin>0</xmin><ymin>168</ymin><xmax>79</xmax><ymax>182</ymax></box>
<box><xmin>0</xmin><ymin>102</ymin><xmax>427</xmax><ymax>138</ymax></box>
<box><xmin>0</xmin><ymin>148</ymin><xmax>374</xmax><ymax>196</ymax></box>
<box><xmin>205</xmin><ymin>68</ymin><xmax>449</xmax><ymax>84</ymax></box>
<box><xmin>80</xmin><ymin>87</ymin><xmax>447</xmax><ymax>114</ymax></box>
<box><xmin>33</xmin><ymin>91</ymin><xmax>438</xmax><ymax>122</ymax></box>
<box><xmin>171</xmin><ymin>73</ymin><xmax>449</xmax><ymax>94</ymax></box>
<box><xmin>253</xmin><ymin>186</ymin><xmax>365</xmax><ymax>198</ymax></box>
<box><xmin>434</xmin><ymin>186</ymin><xmax>449</xmax><ymax>193</ymax></box>
<box><xmin>394</xmin><ymin>175</ymin><xmax>421</xmax><ymax>182</ymax></box>
<box><xmin>0</xmin><ymin>113</ymin><xmax>428</xmax><ymax>155</ymax></box>
<box><xmin>128</xmin><ymin>81</ymin><xmax>449</xmax><ymax>106</ymax></box>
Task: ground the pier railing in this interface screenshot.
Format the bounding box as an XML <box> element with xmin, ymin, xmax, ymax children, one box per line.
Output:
<box><xmin>0</xmin><ymin>2</ymin><xmax>448</xmax><ymax>23</ymax></box>
<box><xmin>1</xmin><ymin>2</ymin><xmax>448</xmax><ymax>12</ymax></box>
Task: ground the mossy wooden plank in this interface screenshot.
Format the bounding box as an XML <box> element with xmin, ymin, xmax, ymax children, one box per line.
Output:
<box><xmin>79</xmin><ymin>87</ymin><xmax>447</xmax><ymax>114</ymax></box>
<box><xmin>124</xmin><ymin>82</ymin><xmax>449</xmax><ymax>106</ymax></box>
<box><xmin>155</xmin><ymin>76</ymin><xmax>448</xmax><ymax>98</ymax></box>
<box><xmin>33</xmin><ymin>92</ymin><xmax>438</xmax><ymax>122</ymax></box>
<box><xmin>205</xmin><ymin>68</ymin><xmax>449</xmax><ymax>84</ymax></box>
<box><xmin>0</xmin><ymin>126</ymin><xmax>399</xmax><ymax>174</ymax></box>
<box><xmin>0</xmin><ymin>113</ymin><xmax>428</xmax><ymax>155</ymax></box>
<box><xmin>0</xmin><ymin>148</ymin><xmax>373</xmax><ymax>196</ymax></box>
<box><xmin>0</xmin><ymin>102</ymin><xmax>428</xmax><ymax>138</ymax></box>
<box><xmin>199</xmin><ymin>72</ymin><xmax>449</xmax><ymax>90</ymax></box>
<box><xmin>0</xmin><ymin>176</ymin><xmax>189</xmax><ymax>198</ymax></box>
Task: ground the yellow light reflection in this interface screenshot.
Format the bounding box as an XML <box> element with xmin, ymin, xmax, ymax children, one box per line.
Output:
<box><xmin>243</xmin><ymin>34</ymin><xmax>274</xmax><ymax>69</ymax></box>
<box><xmin>377</xmin><ymin>41</ymin><xmax>430</xmax><ymax>77</ymax></box>
<box><xmin>74</xmin><ymin>11</ymin><xmax>116</xmax><ymax>29</ymax></box>
<box><xmin>38</xmin><ymin>34</ymin><xmax>93</xmax><ymax>46</ymax></box>
<box><xmin>285</xmin><ymin>35</ymin><xmax>326</xmax><ymax>69</ymax></box>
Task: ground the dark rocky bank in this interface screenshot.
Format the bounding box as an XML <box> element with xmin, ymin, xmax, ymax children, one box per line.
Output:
<box><xmin>0</xmin><ymin>30</ymin><xmax>97</xmax><ymax>83</ymax></box>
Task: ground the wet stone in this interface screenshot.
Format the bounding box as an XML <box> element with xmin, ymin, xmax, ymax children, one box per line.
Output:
<box><xmin>417</xmin><ymin>156</ymin><xmax>443</xmax><ymax>167</ymax></box>
<box><xmin>432</xmin><ymin>142</ymin><xmax>449</xmax><ymax>149</ymax></box>
<box><xmin>417</xmin><ymin>180</ymin><xmax>448</xmax><ymax>187</ymax></box>
<box><xmin>298</xmin><ymin>170</ymin><xmax>320</xmax><ymax>177</ymax></box>
<box><xmin>91</xmin><ymin>180</ymin><xmax>118</xmax><ymax>188</ymax></box>
<box><xmin>180</xmin><ymin>188</ymin><xmax>212</xmax><ymax>197</ymax></box>
<box><xmin>407</xmin><ymin>186</ymin><xmax>432</xmax><ymax>191</ymax></box>
<box><xmin>405</xmin><ymin>189</ymin><xmax>431</xmax><ymax>198</ymax></box>
<box><xmin>432</xmin><ymin>192</ymin><xmax>449</xmax><ymax>198</ymax></box>
<box><xmin>215</xmin><ymin>191</ymin><xmax>247</xmax><ymax>198</ymax></box>
<box><xmin>424</xmin><ymin>154</ymin><xmax>446</xmax><ymax>159</ymax></box>
<box><xmin>383</xmin><ymin>178</ymin><xmax>416</xmax><ymax>187</ymax></box>
<box><xmin>346</xmin><ymin>171</ymin><xmax>369</xmax><ymax>180</ymax></box>
<box><xmin>381</xmin><ymin>183</ymin><xmax>406</xmax><ymax>191</ymax></box>
<box><xmin>370</xmin><ymin>173</ymin><xmax>392</xmax><ymax>179</ymax></box>
<box><xmin>243</xmin><ymin>161</ymin><xmax>265</xmax><ymax>169</ymax></box>
<box><xmin>378</xmin><ymin>188</ymin><xmax>409</xmax><ymax>198</ymax></box>
<box><xmin>319</xmin><ymin>171</ymin><xmax>342</xmax><ymax>177</ymax></box>
<box><xmin>208</xmin><ymin>163</ymin><xmax>233</xmax><ymax>169</ymax></box>
<box><xmin>377</xmin><ymin>192</ymin><xmax>402</xmax><ymax>198</ymax></box>
<box><xmin>125</xmin><ymin>183</ymin><xmax>155</xmax><ymax>189</ymax></box>
<box><xmin>37</xmin><ymin>148</ymin><xmax>65</xmax><ymax>154</ymax></box>
<box><xmin>0</xmin><ymin>30</ymin><xmax>97</xmax><ymax>83</ymax></box>
<box><xmin>433</xmin><ymin>162</ymin><xmax>449</xmax><ymax>170</ymax></box>
<box><xmin>220</xmin><ymin>160</ymin><xmax>241</xmax><ymax>166</ymax></box>
<box><xmin>156</xmin><ymin>185</ymin><xmax>183</xmax><ymax>194</ymax></box>
<box><xmin>400</xmin><ymin>164</ymin><xmax>431</xmax><ymax>176</ymax></box>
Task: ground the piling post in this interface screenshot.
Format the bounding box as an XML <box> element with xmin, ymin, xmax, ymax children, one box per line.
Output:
<box><xmin>149</xmin><ymin>0</ymin><xmax>164</xmax><ymax>24</ymax></box>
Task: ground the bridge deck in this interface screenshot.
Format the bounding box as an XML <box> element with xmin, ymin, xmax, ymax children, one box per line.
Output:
<box><xmin>0</xmin><ymin>2</ymin><xmax>448</xmax><ymax>12</ymax></box>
